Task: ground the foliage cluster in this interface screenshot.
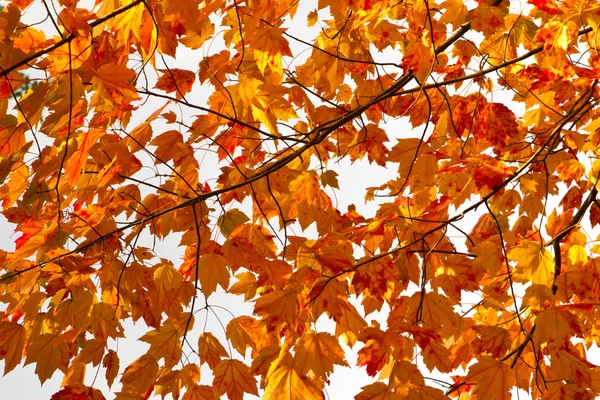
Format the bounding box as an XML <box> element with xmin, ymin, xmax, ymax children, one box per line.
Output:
<box><xmin>2</xmin><ymin>0</ymin><xmax>600</xmax><ymax>399</ymax></box>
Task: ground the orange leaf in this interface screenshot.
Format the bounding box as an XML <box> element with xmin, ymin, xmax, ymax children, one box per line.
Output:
<box><xmin>293</xmin><ymin>331</ymin><xmax>348</xmax><ymax>379</ymax></box>
<box><xmin>24</xmin><ymin>333</ymin><xmax>70</xmax><ymax>384</ymax></box>
<box><xmin>120</xmin><ymin>354</ymin><xmax>159</xmax><ymax>396</ymax></box>
<box><xmin>0</xmin><ymin>116</ymin><xmax>26</xmax><ymax>157</ymax></box>
<box><xmin>252</xmin><ymin>25</ymin><xmax>292</xmax><ymax>79</ymax></box>
<box><xmin>198</xmin><ymin>332</ymin><xmax>228</xmax><ymax>368</ymax></box>
<box><xmin>507</xmin><ymin>240</ymin><xmax>554</xmax><ymax>285</ymax></box>
<box><xmin>102</xmin><ymin>350</ymin><xmax>119</xmax><ymax>388</ymax></box>
<box><xmin>0</xmin><ymin>321</ymin><xmax>25</xmax><ymax>374</ymax></box>
<box><xmin>466</xmin><ymin>356</ymin><xmax>516</xmax><ymax>400</ymax></box>
<box><xmin>139</xmin><ymin>314</ymin><xmax>191</xmax><ymax>369</ymax></box>
<box><xmin>197</xmin><ymin>253</ymin><xmax>230</xmax><ymax>297</ymax></box>
<box><xmin>92</xmin><ymin>63</ymin><xmax>138</xmax><ymax>103</ymax></box>
<box><xmin>50</xmin><ymin>385</ymin><xmax>106</xmax><ymax>400</ymax></box>
<box><xmin>263</xmin><ymin>365</ymin><xmax>323</xmax><ymax>400</ymax></box>
<box><xmin>212</xmin><ymin>359</ymin><xmax>258</xmax><ymax>400</ymax></box>
<box><xmin>155</xmin><ymin>69</ymin><xmax>196</xmax><ymax>99</ymax></box>
<box><xmin>182</xmin><ymin>385</ymin><xmax>215</xmax><ymax>400</ymax></box>
<box><xmin>226</xmin><ymin>316</ymin><xmax>266</xmax><ymax>355</ymax></box>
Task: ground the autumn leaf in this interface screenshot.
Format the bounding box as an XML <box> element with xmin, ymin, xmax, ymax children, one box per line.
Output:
<box><xmin>24</xmin><ymin>334</ymin><xmax>70</xmax><ymax>384</ymax></box>
<box><xmin>196</xmin><ymin>253</ymin><xmax>230</xmax><ymax>297</ymax></box>
<box><xmin>198</xmin><ymin>332</ymin><xmax>228</xmax><ymax>368</ymax></box>
<box><xmin>263</xmin><ymin>365</ymin><xmax>324</xmax><ymax>400</ymax></box>
<box><xmin>508</xmin><ymin>240</ymin><xmax>555</xmax><ymax>285</ymax></box>
<box><xmin>226</xmin><ymin>316</ymin><xmax>266</xmax><ymax>355</ymax></box>
<box><xmin>155</xmin><ymin>69</ymin><xmax>196</xmax><ymax>99</ymax></box>
<box><xmin>533</xmin><ymin>307</ymin><xmax>583</xmax><ymax>347</ymax></box>
<box><xmin>293</xmin><ymin>331</ymin><xmax>348</xmax><ymax>378</ymax></box>
<box><xmin>212</xmin><ymin>359</ymin><xmax>258</xmax><ymax>400</ymax></box>
<box><xmin>50</xmin><ymin>385</ymin><xmax>106</xmax><ymax>400</ymax></box>
<box><xmin>217</xmin><ymin>208</ymin><xmax>250</xmax><ymax>238</ymax></box>
<box><xmin>354</xmin><ymin>382</ymin><xmax>395</xmax><ymax>400</ymax></box>
<box><xmin>4</xmin><ymin>0</ymin><xmax>600</xmax><ymax>398</ymax></box>
<box><xmin>120</xmin><ymin>354</ymin><xmax>159</xmax><ymax>396</ymax></box>
<box><xmin>252</xmin><ymin>25</ymin><xmax>292</xmax><ymax>80</ymax></box>
<box><xmin>0</xmin><ymin>321</ymin><xmax>25</xmax><ymax>374</ymax></box>
<box><xmin>102</xmin><ymin>350</ymin><xmax>119</xmax><ymax>388</ymax></box>
<box><xmin>466</xmin><ymin>357</ymin><xmax>516</xmax><ymax>400</ymax></box>
<box><xmin>92</xmin><ymin>63</ymin><xmax>138</xmax><ymax>103</ymax></box>
<box><xmin>182</xmin><ymin>385</ymin><xmax>215</xmax><ymax>400</ymax></box>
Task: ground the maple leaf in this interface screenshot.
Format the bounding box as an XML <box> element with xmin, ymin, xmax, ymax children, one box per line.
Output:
<box><xmin>102</xmin><ymin>350</ymin><xmax>119</xmax><ymax>388</ymax></box>
<box><xmin>139</xmin><ymin>322</ymin><xmax>185</xmax><ymax>369</ymax></box>
<box><xmin>198</xmin><ymin>332</ymin><xmax>228</xmax><ymax>368</ymax></box>
<box><xmin>196</xmin><ymin>253</ymin><xmax>230</xmax><ymax>297</ymax></box>
<box><xmin>155</xmin><ymin>69</ymin><xmax>196</xmax><ymax>99</ymax></box>
<box><xmin>263</xmin><ymin>365</ymin><xmax>324</xmax><ymax>400</ymax></box>
<box><xmin>226</xmin><ymin>316</ymin><xmax>266</xmax><ymax>355</ymax></box>
<box><xmin>252</xmin><ymin>25</ymin><xmax>292</xmax><ymax>80</ymax></box>
<box><xmin>293</xmin><ymin>330</ymin><xmax>348</xmax><ymax>379</ymax></box>
<box><xmin>24</xmin><ymin>333</ymin><xmax>70</xmax><ymax>384</ymax></box>
<box><xmin>181</xmin><ymin>385</ymin><xmax>215</xmax><ymax>400</ymax></box>
<box><xmin>92</xmin><ymin>63</ymin><xmax>138</xmax><ymax>104</ymax></box>
<box><xmin>0</xmin><ymin>321</ymin><xmax>25</xmax><ymax>374</ymax></box>
<box><xmin>354</xmin><ymin>382</ymin><xmax>395</xmax><ymax>400</ymax></box>
<box><xmin>50</xmin><ymin>385</ymin><xmax>106</xmax><ymax>400</ymax></box>
<box><xmin>466</xmin><ymin>357</ymin><xmax>516</xmax><ymax>400</ymax></box>
<box><xmin>212</xmin><ymin>359</ymin><xmax>258</xmax><ymax>400</ymax></box>
<box><xmin>4</xmin><ymin>0</ymin><xmax>600</xmax><ymax>398</ymax></box>
<box><xmin>508</xmin><ymin>240</ymin><xmax>555</xmax><ymax>285</ymax></box>
<box><xmin>120</xmin><ymin>354</ymin><xmax>159</xmax><ymax>396</ymax></box>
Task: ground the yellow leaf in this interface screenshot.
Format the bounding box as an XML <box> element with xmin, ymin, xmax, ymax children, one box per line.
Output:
<box><xmin>568</xmin><ymin>245</ymin><xmax>588</xmax><ymax>266</ymax></box>
<box><xmin>508</xmin><ymin>240</ymin><xmax>554</xmax><ymax>285</ymax></box>
<box><xmin>263</xmin><ymin>365</ymin><xmax>324</xmax><ymax>400</ymax></box>
<box><xmin>253</xmin><ymin>26</ymin><xmax>292</xmax><ymax>79</ymax></box>
<box><xmin>293</xmin><ymin>331</ymin><xmax>348</xmax><ymax>379</ymax></box>
<box><xmin>197</xmin><ymin>253</ymin><xmax>230</xmax><ymax>297</ymax></box>
<box><xmin>237</xmin><ymin>75</ymin><xmax>262</xmax><ymax>106</ymax></box>
<box><xmin>212</xmin><ymin>359</ymin><xmax>258</xmax><ymax>400</ymax></box>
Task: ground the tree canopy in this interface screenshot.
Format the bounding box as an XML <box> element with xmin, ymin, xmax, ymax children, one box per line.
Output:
<box><xmin>2</xmin><ymin>0</ymin><xmax>600</xmax><ymax>398</ymax></box>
